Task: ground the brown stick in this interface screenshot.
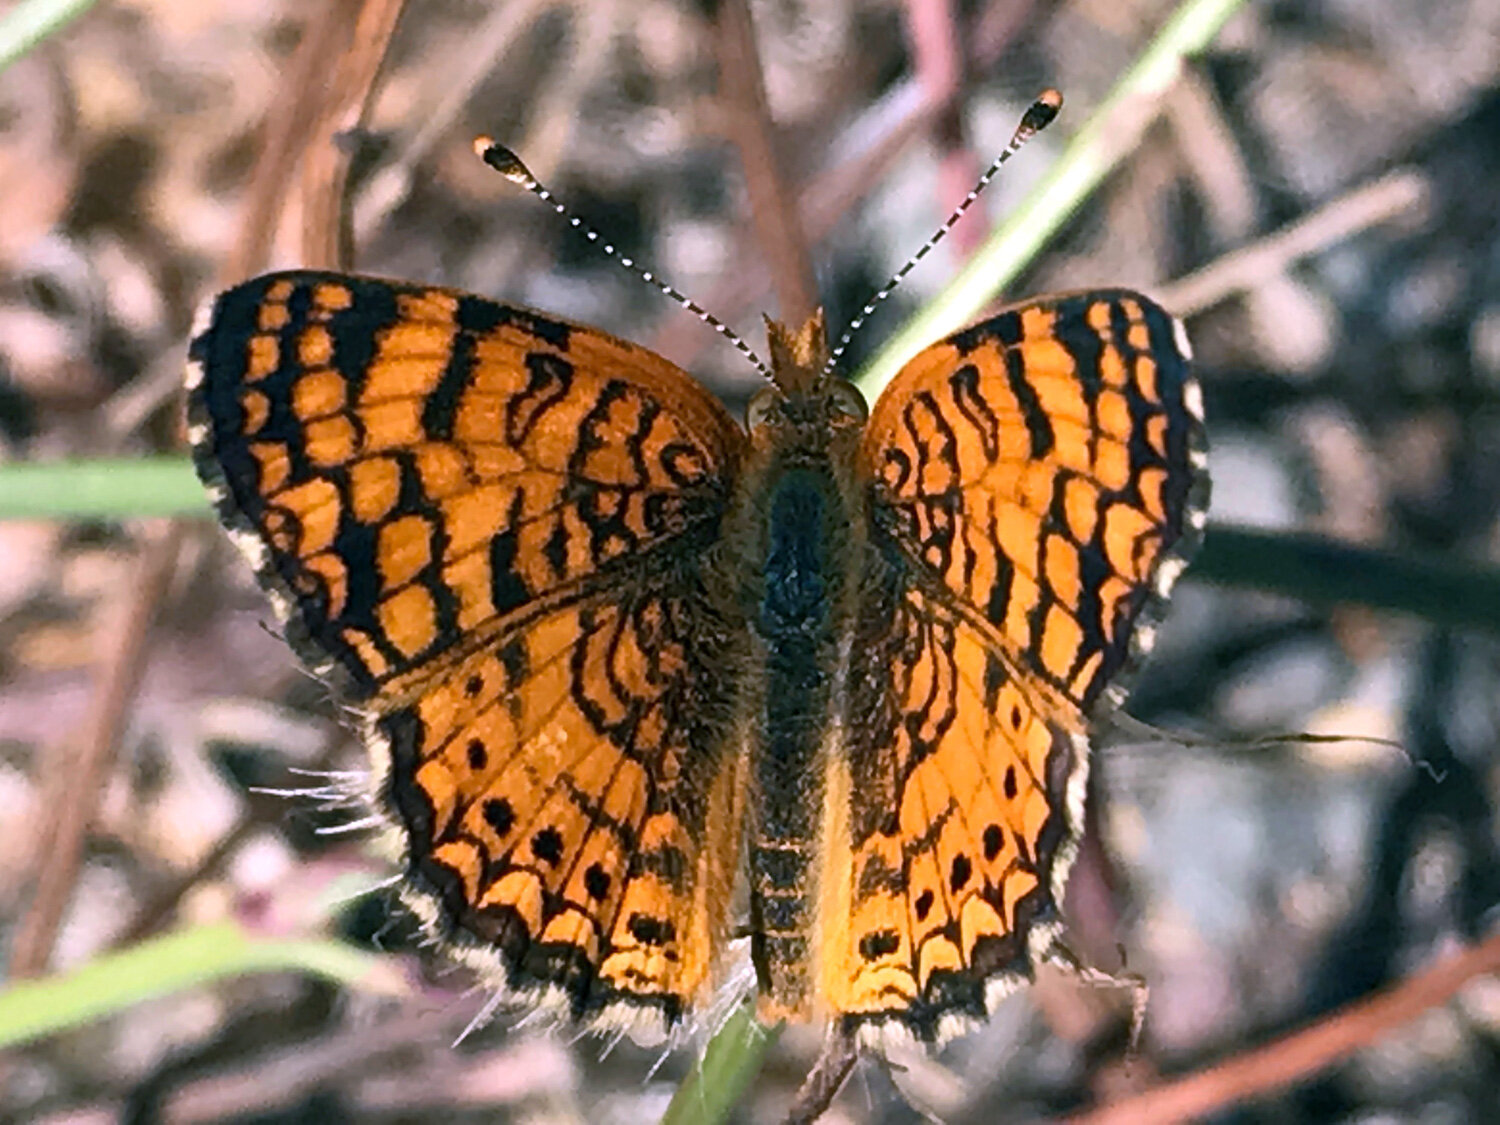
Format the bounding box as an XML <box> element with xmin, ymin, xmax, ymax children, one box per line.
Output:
<box><xmin>300</xmin><ymin>0</ymin><xmax>409</xmax><ymax>270</ymax></box>
<box><xmin>1058</xmin><ymin>930</ymin><xmax>1500</xmax><ymax>1125</ymax></box>
<box><xmin>648</xmin><ymin>81</ymin><xmax>938</xmax><ymax>370</ymax></box>
<box><xmin>162</xmin><ymin>997</ymin><xmax>487</xmax><ymax>1122</ymax></box>
<box><xmin>714</xmin><ymin>0</ymin><xmax>819</xmax><ymax>328</ymax></box>
<box><xmin>782</xmin><ymin>1029</ymin><xmax>860</xmax><ymax>1125</ymax></box>
<box><xmin>226</xmin><ymin>0</ymin><xmax>363</xmax><ymax>284</ymax></box>
<box><xmin>350</xmin><ymin>0</ymin><xmax>557</xmax><ymax>244</ymax></box>
<box><xmin>904</xmin><ymin>0</ymin><xmax>987</xmax><ymax>256</ymax></box>
<box><xmin>1157</xmin><ymin>168</ymin><xmax>1428</xmax><ymax>317</ymax></box>
<box><xmin>7</xmin><ymin>524</ymin><xmax>182</xmax><ymax>977</ymax></box>
<box><xmin>650</xmin><ymin>2</ymin><xmax>1036</xmax><ymax>373</ymax></box>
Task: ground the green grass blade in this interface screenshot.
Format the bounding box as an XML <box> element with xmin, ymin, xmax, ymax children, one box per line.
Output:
<box><xmin>0</xmin><ymin>456</ymin><xmax>207</xmax><ymax>519</ymax></box>
<box><xmin>660</xmin><ymin>1007</ymin><xmax>779</xmax><ymax>1125</ymax></box>
<box><xmin>0</xmin><ymin>921</ymin><xmax>402</xmax><ymax>1049</ymax></box>
<box><xmin>854</xmin><ymin>0</ymin><xmax>1250</xmax><ymax>399</ymax></box>
<box><xmin>0</xmin><ymin>0</ymin><xmax>98</xmax><ymax>74</ymax></box>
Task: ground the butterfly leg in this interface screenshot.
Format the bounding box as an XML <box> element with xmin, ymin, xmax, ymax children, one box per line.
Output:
<box><xmin>1043</xmin><ymin>938</ymin><xmax>1148</xmax><ymax>1063</ymax></box>
<box><xmin>784</xmin><ymin>1024</ymin><xmax>860</xmax><ymax>1125</ymax></box>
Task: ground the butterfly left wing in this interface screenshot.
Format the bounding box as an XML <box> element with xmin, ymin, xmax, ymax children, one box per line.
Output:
<box><xmin>820</xmin><ymin>290</ymin><xmax>1207</xmax><ymax>1043</ymax></box>
<box><xmin>187</xmin><ymin>271</ymin><xmax>750</xmax><ymax>1040</ymax></box>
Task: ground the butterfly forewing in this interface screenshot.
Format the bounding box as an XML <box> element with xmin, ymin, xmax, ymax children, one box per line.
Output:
<box><xmin>187</xmin><ymin>270</ymin><xmax>742</xmax><ymax>698</ymax></box>
<box><xmin>862</xmin><ymin>290</ymin><xmax>1204</xmax><ymax>712</ymax></box>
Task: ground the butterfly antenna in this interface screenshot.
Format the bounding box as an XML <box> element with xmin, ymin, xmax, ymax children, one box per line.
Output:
<box><xmin>822</xmin><ymin>88</ymin><xmax>1063</xmax><ymax>377</ymax></box>
<box><xmin>474</xmin><ymin>138</ymin><xmax>774</xmax><ymax>382</ymax></box>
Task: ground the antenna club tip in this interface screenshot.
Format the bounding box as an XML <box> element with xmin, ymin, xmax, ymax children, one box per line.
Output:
<box><xmin>473</xmin><ymin>136</ymin><xmax>532</xmax><ymax>184</ymax></box>
<box><xmin>1019</xmin><ymin>89</ymin><xmax>1063</xmax><ymax>136</ymax></box>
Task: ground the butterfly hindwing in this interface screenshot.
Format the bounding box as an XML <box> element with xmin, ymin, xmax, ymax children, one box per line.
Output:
<box><xmin>371</xmin><ymin>585</ymin><xmax>747</xmax><ymax>1038</ymax></box>
<box><xmin>823</xmin><ymin>585</ymin><xmax>1085</xmax><ymax>1042</ymax></box>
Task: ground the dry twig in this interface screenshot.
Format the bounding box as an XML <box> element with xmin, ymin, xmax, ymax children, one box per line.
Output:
<box><xmin>714</xmin><ymin>0</ymin><xmax>818</xmax><ymax>328</ymax></box>
<box><xmin>9</xmin><ymin>523</ymin><xmax>182</xmax><ymax>976</ymax></box>
<box><xmin>9</xmin><ymin>0</ymin><xmax>407</xmax><ymax>980</ymax></box>
<box><xmin>782</xmin><ymin>1028</ymin><xmax>860</xmax><ymax>1125</ymax></box>
<box><xmin>300</xmin><ymin>0</ymin><xmax>409</xmax><ymax>271</ymax></box>
<box><xmin>1058</xmin><ymin>930</ymin><xmax>1500</xmax><ymax>1125</ymax></box>
<box><xmin>1158</xmin><ymin>167</ymin><xmax>1429</xmax><ymax>316</ymax></box>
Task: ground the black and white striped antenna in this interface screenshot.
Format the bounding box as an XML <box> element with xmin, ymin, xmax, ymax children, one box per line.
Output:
<box><xmin>475</xmin><ymin>138</ymin><xmax>774</xmax><ymax>383</ymax></box>
<box><xmin>821</xmin><ymin>88</ymin><xmax>1063</xmax><ymax>377</ymax></box>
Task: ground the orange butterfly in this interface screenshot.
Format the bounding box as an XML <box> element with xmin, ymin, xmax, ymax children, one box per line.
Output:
<box><xmin>186</xmin><ymin>120</ymin><xmax>1206</xmax><ymax>1049</ymax></box>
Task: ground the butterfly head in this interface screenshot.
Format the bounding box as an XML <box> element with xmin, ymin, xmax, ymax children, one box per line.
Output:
<box><xmin>748</xmin><ymin>309</ymin><xmax>868</xmax><ymax>440</ymax></box>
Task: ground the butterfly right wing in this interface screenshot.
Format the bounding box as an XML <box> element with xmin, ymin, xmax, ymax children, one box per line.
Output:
<box><xmin>820</xmin><ymin>291</ymin><xmax>1206</xmax><ymax>1044</ymax></box>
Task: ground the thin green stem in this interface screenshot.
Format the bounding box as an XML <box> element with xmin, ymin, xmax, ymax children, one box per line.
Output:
<box><xmin>0</xmin><ymin>0</ymin><xmax>97</xmax><ymax>74</ymax></box>
<box><xmin>0</xmin><ymin>921</ymin><xmax>401</xmax><ymax>1049</ymax></box>
<box><xmin>0</xmin><ymin>457</ymin><xmax>207</xmax><ymax>519</ymax></box>
<box><xmin>660</xmin><ymin>1006</ymin><xmax>780</xmax><ymax>1125</ymax></box>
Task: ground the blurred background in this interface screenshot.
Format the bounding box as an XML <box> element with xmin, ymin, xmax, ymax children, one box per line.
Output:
<box><xmin>1</xmin><ymin>0</ymin><xmax>1499</xmax><ymax>1121</ymax></box>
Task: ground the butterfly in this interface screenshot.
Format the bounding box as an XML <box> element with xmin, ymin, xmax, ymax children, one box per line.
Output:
<box><xmin>185</xmin><ymin>131</ymin><xmax>1206</xmax><ymax>1051</ymax></box>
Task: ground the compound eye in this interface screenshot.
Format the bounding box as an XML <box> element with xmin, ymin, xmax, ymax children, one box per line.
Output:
<box><xmin>746</xmin><ymin>386</ymin><xmax>783</xmax><ymax>430</ymax></box>
<box><xmin>825</xmin><ymin>378</ymin><xmax>868</xmax><ymax>422</ymax></box>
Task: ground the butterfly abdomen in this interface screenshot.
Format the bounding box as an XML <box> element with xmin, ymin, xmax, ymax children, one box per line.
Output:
<box><xmin>720</xmin><ymin>427</ymin><xmax>863</xmax><ymax>1021</ymax></box>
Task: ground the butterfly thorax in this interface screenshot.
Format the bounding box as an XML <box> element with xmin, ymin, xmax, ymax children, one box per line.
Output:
<box><xmin>720</xmin><ymin>313</ymin><xmax>875</xmax><ymax>1021</ymax></box>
